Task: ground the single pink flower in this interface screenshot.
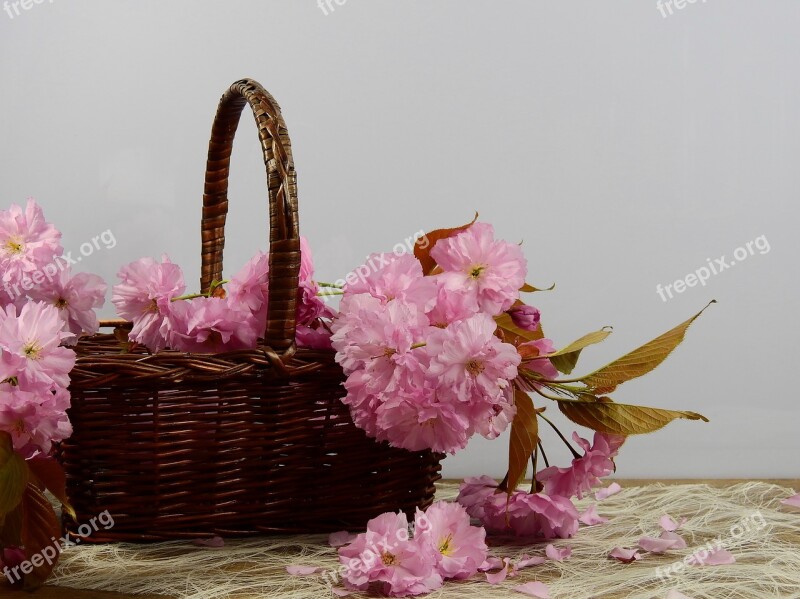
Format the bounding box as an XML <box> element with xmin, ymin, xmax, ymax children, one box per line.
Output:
<box><xmin>112</xmin><ymin>255</ymin><xmax>186</xmax><ymax>352</ymax></box>
<box><xmin>338</xmin><ymin>511</ymin><xmax>442</xmax><ymax>596</ymax></box>
<box><xmin>509</xmin><ymin>304</ymin><xmax>541</xmax><ymax>331</ymax></box>
<box><xmin>343</xmin><ymin>252</ymin><xmax>437</xmax><ymax>312</ymax></box>
<box><xmin>427</xmin><ymin>313</ymin><xmax>520</xmax><ymax>402</ymax></box>
<box><xmin>0</xmin><ymin>382</ymin><xmax>72</xmax><ymax>457</ymax></box>
<box><xmin>0</xmin><ymin>199</ymin><xmax>62</xmax><ymax>286</ymax></box>
<box><xmin>168</xmin><ymin>297</ymin><xmax>258</xmax><ymax>353</ymax></box>
<box><xmin>414</xmin><ymin>501</ymin><xmax>488</xmax><ymax>580</ymax></box>
<box><xmin>537</xmin><ymin>431</ymin><xmax>626</xmax><ymax>500</ymax></box>
<box><xmin>457</xmin><ymin>476</ymin><xmax>580</xmax><ymax>539</ymax></box>
<box><xmin>472</xmin><ymin>386</ymin><xmax>517</xmax><ymax>440</ymax></box>
<box><xmin>0</xmin><ymin>302</ymin><xmax>75</xmax><ymax>388</ymax></box>
<box><xmin>27</xmin><ymin>268</ymin><xmax>106</xmax><ymax>344</ymax></box>
<box><xmin>430</xmin><ymin>222</ymin><xmax>526</xmax><ymax>315</ymax></box>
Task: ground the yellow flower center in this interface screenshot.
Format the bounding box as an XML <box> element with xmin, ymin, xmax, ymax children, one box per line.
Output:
<box><xmin>55</xmin><ymin>297</ymin><xmax>68</xmax><ymax>309</ymax></box>
<box><xmin>4</xmin><ymin>237</ymin><xmax>24</xmax><ymax>254</ymax></box>
<box><xmin>381</xmin><ymin>552</ymin><xmax>397</xmax><ymax>566</ymax></box>
<box><xmin>439</xmin><ymin>534</ymin><xmax>454</xmax><ymax>556</ymax></box>
<box><xmin>23</xmin><ymin>342</ymin><xmax>42</xmax><ymax>360</ymax></box>
<box><xmin>144</xmin><ymin>299</ymin><xmax>159</xmax><ymax>314</ymax></box>
<box><xmin>469</xmin><ymin>264</ymin><xmax>486</xmax><ymax>279</ymax></box>
<box><xmin>466</xmin><ymin>359</ymin><xmax>485</xmax><ymax>376</ymax></box>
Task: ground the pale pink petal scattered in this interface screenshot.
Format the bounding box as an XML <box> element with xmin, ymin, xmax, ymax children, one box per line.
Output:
<box><xmin>516</xmin><ymin>555</ymin><xmax>547</xmax><ymax>569</ymax></box>
<box><xmin>659</xmin><ymin>515</ymin><xmax>687</xmax><ymax>532</ymax></box>
<box><xmin>608</xmin><ymin>547</ymin><xmax>642</xmax><ymax>563</ymax></box>
<box><xmin>192</xmin><ymin>536</ymin><xmax>225</xmax><ymax>548</ymax></box>
<box><xmin>638</xmin><ymin>536</ymin><xmax>681</xmax><ymax>554</ymax></box>
<box><xmin>513</xmin><ymin>581</ymin><xmax>551</xmax><ymax>598</ymax></box>
<box><xmin>331</xmin><ymin>588</ymin><xmax>352</xmax><ymax>597</ymax></box>
<box><xmin>485</xmin><ymin>560</ymin><xmax>511</xmax><ymax>584</ymax></box>
<box><xmin>698</xmin><ymin>549</ymin><xmax>736</xmax><ymax>566</ymax></box>
<box><xmin>545</xmin><ymin>544</ymin><xmax>572</xmax><ymax>562</ymax></box>
<box><xmin>479</xmin><ymin>556</ymin><xmax>505</xmax><ymax>572</ymax></box>
<box><xmin>328</xmin><ymin>530</ymin><xmax>356</xmax><ymax>547</ymax></box>
<box><xmin>780</xmin><ymin>494</ymin><xmax>800</xmax><ymax>510</ymax></box>
<box><xmin>659</xmin><ymin>531</ymin><xmax>687</xmax><ymax>549</ymax></box>
<box><xmin>580</xmin><ymin>504</ymin><xmax>608</xmax><ymax>526</ymax></box>
<box><xmin>596</xmin><ymin>482</ymin><xmax>622</xmax><ymax>500</ymax></box>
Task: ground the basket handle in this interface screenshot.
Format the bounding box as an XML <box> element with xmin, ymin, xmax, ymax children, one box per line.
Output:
<box><xmin>201</xmin><ymin>79</ymin><xmax>300</xmax><ymax>353</ymax></box>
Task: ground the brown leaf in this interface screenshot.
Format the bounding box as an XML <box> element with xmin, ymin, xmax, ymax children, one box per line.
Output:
<box><xmin>0</xmin><ymin>432</ymin><xmax>28</xmax><ymax>517</ymax></box>
<box><xmin>21</xmin><ymin>483</ymin><xmax>62</xmax><ymax>590</ymax></box>
<box><xmin>547</xmin><ymin>327</ymin><xmax>613</xmax><ymax>375</ymax></box>
<box><xmin>579</xmin><ymin>302</ymin><xmax>715</xmax><ymax>393</ymax></box>
<box><xmin>556</xmin><ymin>397</ymin><xmax>709</xmax><ymax>435</ymax></box>
<box><xmin>27</xmin><ymin>457</ymin><xmax>76</xmax><ymax>520</ymax></box>
<box><xmin>504</xmin><ymin>388</ymin><xmax>540</xmax><ymax>494</ymax></box>
<box><xmin>413</xmin><ymin>213</ymin><xmax>478</xmax><ymax>275</ymax></box>
<box><xmin>520</xmin><ymin>282</ymin><xmax>556</xmax><ymax>293</ymax></box>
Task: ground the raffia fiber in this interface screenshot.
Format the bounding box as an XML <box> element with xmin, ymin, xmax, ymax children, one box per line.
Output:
<box><xmin>49</xmin><ymin>482</ymin><xmax>800</xmax><ymax>599</ymax></box>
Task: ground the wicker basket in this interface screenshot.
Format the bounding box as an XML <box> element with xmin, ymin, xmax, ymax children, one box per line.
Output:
<box><xmin>59</xmin><ymin>79</ymin><xmax>442</xmax><ymax>542</ymax></box>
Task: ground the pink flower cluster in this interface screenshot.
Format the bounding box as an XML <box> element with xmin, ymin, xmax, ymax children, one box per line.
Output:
<box><xmin>337</xmin><ymin>501</ymin><xmax>487</xmax><ymax>596</ymax></box>
<box><xmin>111</xmin><ymin>238</ymin><xmax>332</xmax><ymax>353</ymax></box>
<box><xmin>0</xmin><ymin>199</ymin><xmax>105</xmax><ymax>458</ymax></box>
<box><xmin>457</xmin><ymin>431</ymin><xmax>624</xmax><ymax>539</ymax></box>
<box><xmin>331</xmin><ymin>223</ymin><xmax>528</xmax><ymax>453</ymax></box>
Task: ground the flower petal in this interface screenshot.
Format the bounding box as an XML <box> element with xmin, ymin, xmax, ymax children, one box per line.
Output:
<box><xmin>479</xmin><ymin>556</ymin><xmax>506</xmax><ymax>572</ymax></box>
<box><xmin>328</xmin><ymin>531</ymin><xmax>356</xmax><ymax>547</ymax></box>
<box><xmin>545</xmin><ymin>544</ymin><xmax>572</xmax><ymax>562</ymax></box>
<box><xmin>192</xmin><ymin>536</ymin><xmax>224</xmax><ymax>548</ymax></box>
<box><xmin>596</xmin><ymin>482</ymin><xmax>622</xmax><ymax>500</ymax></box>
<box><xmin>780</xmin><ymin>493</ymin><xmax>800</xmax><ymax>510</ymax></box>
<box><xmin>638</xmin><ymin>536</ymin><xmax>680</xmax><ymax>554</ymax></box>
<box><xmin>331</xmin><ymin>588</ymin><xmax>352</xmax><ymax>597</ymax></box>
<box><xmin>513</xmin><ymin>581</ymin><xmax>551</xmax><ymax>598</ymax></box>
<box><xmin>486</xmin><ymin>560</ymin><xmax>511</xmax><ymax>584</ymax></box>
<box><xmin>580</xmin><ymin>504</ymin><xmax>608</xmax><ymax>526</ymax></box>
<box><xmin>659</xmin><ymin>531</ymin><xmax>687</xmax><ymax>549</ymax></box>
<box><xmin>608</xmin><ymin>547</ymin><xmax>641</xmax><ymax>563</ymax></box>
<box><xmin>516</xmin><ymin>555</ymin><xmax>547</xmax><ymax>569</ymax></box>
<box><xmin>698</xmin><ymin>549</ymin><xmax>736</xmax><ymax>566</ymax></box>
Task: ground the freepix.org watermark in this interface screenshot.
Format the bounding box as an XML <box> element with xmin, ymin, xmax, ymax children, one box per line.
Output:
<box><xmin>3</xmin><ymin>510</ymin><xmax>115</xmax><ymax>584</ymax></box>
<box><xmin>656</xmin><ymin>234</ymin><xmax>770</xmax><ymax>302</ymax></box>
<box><xmin>317</xmin><ymin>0</ymin><xmax>348</xmax><ymax>16</ymax></box>
<box><xmin>656</xmin><ymin>0</ymin><xmax>708</xmax><ymax>19</ymax></box>
<box><xmin>3</xmin><ymin>0</ymin><xmax>54</xmax><ymax>20</ymax></box>
<box><xmin>2</xmin><ymin>229</ymin><xmax>117</xmax><ymax>301</ymax></box>
<box><xmin>655</xmin><ymin>511</ymin><xmax>767</xmax><ymax>580</ymax></box>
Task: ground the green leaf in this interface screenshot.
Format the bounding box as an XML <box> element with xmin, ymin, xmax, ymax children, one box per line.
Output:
<box><xmin>21</xmin><ymin>482</ymin><xmax>62</xmax><ymax>591</ymax></box>
<box><xmin>579</xmin><ymin>302</ymin><xmax>715</xmax><ymax>393</ymax></box>
<box><xmin>556</xmin><ymin>397</ymin><xmax>709</xmax><ymax>435</ymax></box>
<box><xmin>413</xmin><ymin>213</ymin><xmax>478</xmax><ymax>275</ymax></box>
<box><xmin>546</xmin><ymin>327</ymin><xmax>613</xmax><ymax>375</ymax></box>
<box><xmin>505</xmin><ymin>388</ymin><xmax>540</xmax><ymax>494</ymax></box>
<box><xmin>0</xmin><ymin>432</ymin><xmax>28</xmax><ymax>517</ymax></box>
<box><xmin>27</xmin><ymin>457</ymin><xmax>76</xmax><ymax>521</ymax></box>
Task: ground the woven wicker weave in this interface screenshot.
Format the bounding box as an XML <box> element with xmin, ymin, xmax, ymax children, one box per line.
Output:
<box><xmin>59</xmin><ymin>79</ymin><xmax>442</xmax><ymax>542</ymax></box>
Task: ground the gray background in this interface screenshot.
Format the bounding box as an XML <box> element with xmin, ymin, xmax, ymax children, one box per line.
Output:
<box><xmin>1</xmin><ymin>0</ymin><xmax>797</xmax><ymax>479</ymax></box>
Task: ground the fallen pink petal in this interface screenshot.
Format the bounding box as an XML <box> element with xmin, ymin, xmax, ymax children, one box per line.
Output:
<box><xmin>328</xmin><ymin>530</ymin><xmax>356</xmax><ymax>547</ymax></box>
<box><xmin>286</xmin><ymin>565</ymin><xmax>325</xmax><ymax>576</ymax></box>
<box><xmin>479</xmin><ymin>556</ymin><xmax>506</xmax><ymax>572</ymax></box>
<box><xmin>780</xmin><ymin>494</ymin><xmax>800</xmax><ymax>510</ymax></box>
<box><xmin>638</xmin><ymin>535</ymin><xmax>681</xmax><ymax>554</ymax></box>
<box><xmin>192</xmin><ymin>537</ymin><xmax>225</xmax><ymax>548</ymax></box>
<box><xmin>485</xmin><ymin>559</ymin><xmax>512</xmax><ymax>584</ymax></box>
<box><xmin>545</xmin><ymin>544</ymin><xmax>572</xmax><ymax>562</ymax></box>
<box><xmin>659</xmin><ymin>515</ymin><xmax>687</xmax><ymax>532</ymax></box>
<box><xmin>608</xmin><ymin>547</ymin><xmax>642</xmax><ymax>563</ymax></box>
<box><xmin>513</xmin><ymin>581</ymin><xmax>551</xmax><ymax>598</ymax></box>
<box><xmin>331</xmin><ymin>588</ymin><xmax>352</xmax><ymax>597</ymax></box>
<box><xmin>659</xmin><ymin>531</ymin><xmax>687</xmax><ymax>549</ymax></box>
<box><xmin>579</xmin><ymin>504</ymin><xmax>608</xmax><ymax>526</ymax></box>
<box><xmin>516</xmin><ymin>554</ymin><xmax>547</xmax><ymax>569</ymax></box>
<box><xmin>698</xmin><ymin>549</ymin><xmax>736</xmax><ymax>566</ymax></box>
<box><xmin>596</xmin><ymin>482</ymin><xmax>622</xmax><ymax>500</ymax></box>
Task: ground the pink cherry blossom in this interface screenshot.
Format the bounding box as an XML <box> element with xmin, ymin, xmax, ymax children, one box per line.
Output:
<box><xmin>0</xmin><ymin>302</ymin><xmax>75</xmax><ymax>388</ymax></box>
<box><xmin>425</xmin><ymin>285</ymin><xmax>479</xmax><ymax>328</ymax></box>
<box><xmin>228</xmin><ymin>251</ymin><xmax>270</xmax><ymax>333</ymax></box>
<box><xmin>415</xmin><ymin>501</ymin><xmax>487</xmax><ymax>580</ymax></box>
<box><xmin>0</xmin><ymin>383</ymin><xmax>72</xmax><ymax>457</ymax></box>
<box><xmin>0</xmin><ymin>199</ymin><xmax>62</xmax><ymax>286</ymax></box>
<box><xmin>297</xmin><ymin>237</ymin><xmax>332</xmax><ymax>326</ymax></box>
<box><xmin>112</xmin><ymin>255</ymin><xmax>186</xmax><ymax>352</ymax></box>
<box><xmin>376</xmin><ymin>388</ymin><xmax>471</xmax><ymax>453</ymax></box>
<box><xmin>485</xmin><ymin>558</ymin><xmax>512</xmax><ymax>584</ymax></box>
<box><xmin>295</xmin><ymin>323</ymin><xmax>333</xmax><ymax>350</ymax></box>
<box><xmin>516</xmin><ymin>555</ymin><xmax>546</xmax><ymax>569</ymax></box>
<box><xmin>430</xmin><ymin>222</ymin><xmax>526</xmax><ymax>315</ymax></box>
<box><xmin>338</xmin><ymin>511</ymin><xmax>442</xmax><ymax>596</ymax></box>
<box><xmin>342</xmin><ymin>252</ymin><xmax>437</xmax><ymax>312</ymax></box>
<box><xmin>457</xmin><ymin>476</ymin><xmax>580</xmax><ymax>539</ymax></box>
<box><xmin>509</xmin><ymin>304</ymin><xmax>541</xmax><ymax>331</ymax></box>
<box><xmin>427</xmin><ymin>313</ymin><xmax>520</xmax><ymax>402</ymax></box>
<box><xmin>473</xmin><ymin>388</ymin><xmax>517</xmax><ymax>440</ymax></box>
<box><xmin>168</xmin><ymin>297</ymin><xmax>258</xmax><ymax>354</ymax></box>
<box><xmin>27</xmin><ymin>268</ymin><xmax>106</xmax><ymax>344</ymax></box>
<box><xmin>537</xmin><ymin>432</ymin><xmax>626</xmax><ymax>500</ymax></box>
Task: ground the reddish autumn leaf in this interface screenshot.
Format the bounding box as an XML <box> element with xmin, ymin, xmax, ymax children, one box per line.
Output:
<box><xmin>413</xmin><ymin>213</ymin><xmax>478</xmax><ymax>275</ymax></box>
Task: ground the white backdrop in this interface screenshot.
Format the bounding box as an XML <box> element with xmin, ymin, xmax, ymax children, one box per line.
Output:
<box><xmin>1</xmin><ymin>0</ymin><xmax>797</xmax><ymax>479</ymax></box>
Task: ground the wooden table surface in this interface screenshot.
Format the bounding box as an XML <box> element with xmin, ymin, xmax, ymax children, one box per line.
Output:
<box><xmin>11</xmin><ymin>479</ymin><xmax>799</xmax><ymax>599</ymax></box>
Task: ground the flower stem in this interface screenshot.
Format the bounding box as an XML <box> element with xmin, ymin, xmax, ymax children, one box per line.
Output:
<box><xmin>172</xmin><ymin>293</ymin><xmax>206</xmax><ymax>301</ymax></box>
<box><xmin>317</xmin><ymin>281</ymin><xmax>344</xmax><ymax>289</ymax></box>
<box><xmin>317</xmin><ymin>290</ymin><xmax>344</xmax><ymax>297</ymax></box>
<box><xmin>537</xmin><ymin>412</ymin><xmax>582</xmax><ymax>460</ymax></box>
